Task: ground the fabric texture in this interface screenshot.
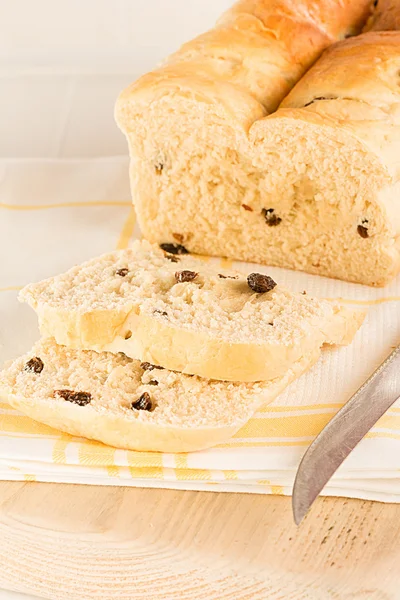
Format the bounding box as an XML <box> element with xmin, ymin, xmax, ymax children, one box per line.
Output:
<box><xmin>0</xmin><ymin>159</ymin><xmax>399</xmax><ymax>501</ymax></box>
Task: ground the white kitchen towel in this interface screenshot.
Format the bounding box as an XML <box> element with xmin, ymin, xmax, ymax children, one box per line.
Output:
<box><xmin>0</xmin><ymin>158</ymin><xmax>399</xmax><ymax>501</ymax></box>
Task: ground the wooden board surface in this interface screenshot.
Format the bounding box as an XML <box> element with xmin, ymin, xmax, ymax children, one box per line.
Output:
<box><xmin>0</xmin><ymin>482</ymin><xmax>399</xmax><ymax>600</ymax></box>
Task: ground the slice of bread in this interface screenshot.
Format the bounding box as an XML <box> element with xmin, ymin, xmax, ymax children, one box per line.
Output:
<box><xmin>20</xmin><ymin>241</ymin><xmax>365</xmax><ymax>382</ymax></box>
<box><xmin>0</xmin><ymin>338</ymin><xmax>319</xmax><ymax>452</ymax></box>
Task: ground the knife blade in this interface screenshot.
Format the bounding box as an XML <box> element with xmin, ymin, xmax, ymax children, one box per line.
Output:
<box><xmin>292</xmin><ymin>344</ymin><xmax>400</xmax><ymax>525</ymax></box>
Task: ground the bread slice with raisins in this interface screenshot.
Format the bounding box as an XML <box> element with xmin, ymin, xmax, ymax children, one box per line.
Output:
<box><xmin>0</xmin><ymin>338</ymin><xmax>319</xmax><ymax>452</ymax></box>
<box><xmin>19</xmin><ymin>240</ymin><xmax>365</xmax><ymax>382</ymax></box>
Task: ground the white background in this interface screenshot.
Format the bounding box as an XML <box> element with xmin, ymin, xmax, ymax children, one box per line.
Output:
<box><xmin>0</xmin><ymin>0</ymin><xmax>231</xmax><ymax>158</ymax></box>
<box><xmin>0</xmin><ymin>1</ymin><xmax>229</xmax><ymax>598</ymax></box>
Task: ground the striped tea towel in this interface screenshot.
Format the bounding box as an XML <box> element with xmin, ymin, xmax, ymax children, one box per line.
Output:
<box><xmin>0</xmin><ymin>158</ymin><xmax>399</xmax><ymax>502</ymax></box>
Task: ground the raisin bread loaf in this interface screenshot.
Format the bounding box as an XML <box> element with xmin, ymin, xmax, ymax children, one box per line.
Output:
<box><xmin>0</xmin><ymin>338</ymin><xmax>318</xmax><ymax>452</ymax></box>
<box><xmin>114</xmin><ymin>0</ymin><xmax>380</xmax><ymax>287</ymax></box>
<box><xmin>20</xmin><ymin>241</ymin><xmax>365</xmax><ymax>382</ymax></box>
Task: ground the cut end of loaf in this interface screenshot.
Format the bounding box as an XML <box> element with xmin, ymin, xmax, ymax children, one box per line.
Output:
<box><xmin>124</xmin><ymin>85</ymin><xmax>399</xmax><ymax>286</ymax></box>
<box><xmin>251</xmin><ymin>111</ymin><xmax>400</xmax><ymax>286</ymax></box>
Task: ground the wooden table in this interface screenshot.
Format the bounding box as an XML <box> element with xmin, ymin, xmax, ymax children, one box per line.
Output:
<box><xmin>0</xmin><ymin>481</ymin><xmax>398</xmax><ymax>600</ymax></box>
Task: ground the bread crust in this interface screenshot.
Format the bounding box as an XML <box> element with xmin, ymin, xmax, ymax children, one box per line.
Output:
<box><xmin>280</xmin><ymin>32</ymin><xmax>400</xmax><ymax>113</ymax></box>
<box><xmin>34</xmin><ymin>302</ymin><xmax>365</xmax><ymax>383</ymax></box>
<box><xmin>0</xmin><ymin>390</ymin><xmax>239</xmax><ymax>452</ymax></box>
<box><xmin>116</xmin><ymin>0</ymin><xmax>372</xmax><ymax>123</ymax></box>
<box><xmin>364</xmin><ymin>0</ymin><xmax>400</xmax><ymax>31</ymax></box>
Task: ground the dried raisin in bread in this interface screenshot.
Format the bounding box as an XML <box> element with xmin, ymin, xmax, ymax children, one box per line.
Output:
<box><xmin>0</xmin><ymin>338</ymin><xmax>319</xmax><ymax>452</ymax></box>
<box><xmin>20</xmin><ymin>241</ymin><xmax>365</xmax><ymax>382</ymax></box>
<box><xmin>249</xmin><ymin>31</ymin><xmax>400</xmax><ymax>286</ymax></box>
<box><xmin>114</xmin><ymin>0</ymin><xmax>378</xmax><ymax>287</ymax></box>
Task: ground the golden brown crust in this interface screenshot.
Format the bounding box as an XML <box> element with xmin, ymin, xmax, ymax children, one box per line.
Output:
<box><xmin>218</xmin><ymin>0</ymin><xmax>372</xmax><ymax>56</ymax></box>
<box><xmin>280</xmin><ymin>31</ymin><xmax>400</xmax><ymax>110</ymax></box>
<box><xmin>364</xmin><ymin>0</ymin><xmax>400</xmax><ymax>31</ymax></box>
<box><xmin>165</xmin><ymin>27</ymin><xmax>298</xmax><ymax>112</ymax></box>
<box><xmin>116</xmin><ymin>0</ymin><xmax>373</xmax><ymax>123</ymax></box>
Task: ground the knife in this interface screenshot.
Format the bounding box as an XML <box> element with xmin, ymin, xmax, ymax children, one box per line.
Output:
<box><xmin>292</xmin><ymin>344</ymin><xmax>400</xmax><ymax>525</ymax></box>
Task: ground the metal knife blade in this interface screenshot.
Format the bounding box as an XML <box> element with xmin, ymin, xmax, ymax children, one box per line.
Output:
<box><xmin>292</xmin><ymin>344</ymin><xmax>400</xmax><ymax>525</ymax></box>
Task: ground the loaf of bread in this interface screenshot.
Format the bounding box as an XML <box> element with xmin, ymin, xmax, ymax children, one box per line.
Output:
<box><xmin>115</xmin><ymin>0</ymin><xmax>400</xmax><ymax>286</ymax></box>
<box><xmin>0</xmin><ymin>338</ymin><xmax>317</xmax><ymax>452</ymax></box>
<box><xmin>20</xmin><ymin>241</ymin><xmax>365</xmax><ymax>382</ymax></box>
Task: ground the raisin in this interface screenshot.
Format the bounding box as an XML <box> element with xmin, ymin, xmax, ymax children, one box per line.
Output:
<box><xmin>173</xmin><ymin>233</ymin><xmax>184</xmax><ymax>243</ymax></box>
<box><xmin>153</xmin><ymin>309</ymin><xmax>168</xmax><ymax>317</ymax></box>
<box><xmin>124</xmin><ymin>330</ymin><xmax>132</xmax><ymax>340</ymax></box>
<box><xmin>262</xmin><ymin>208</ymin><xmax>282</xmax><ymax>227</ymax></box>
<box><xmin>267</xmin><ymin>214</ymin><xmax>282</xmax><ymax>226</ymax></box>
<box><xmin>242</xmin><ymin>204</ymin><xmax>253</xmax><ymax>212</ymax></box>
<box><xmin>147</xmin><ymin>380</ymin><xmax>159</xmax><ymax>386</ymax></box>
<box><xmin>165</xmin><ymin>254</ymin><xmax>180</xmax><ymax>263</ymax></box>
<box><xmin>54</xmin><ymin>390</ymin><xmax>92</xmax><ymax>406</ymax></box>
<box><xmin>175</xmin><ymin>270</ymin><xmax>198</xmax><ymax>283</ymax></box>
<box><xmin>116</xmin><ymin>268</ymin><xmax>129</xmax><ymax>277</ymax></box>
<box><xmin>24</xmin><ymin>357</ymin><xmax>44</xmax><ymax>374</ymax></box>
<box><xmin>160</xmin><ymin>243</ymin><xmax>188</xmax><ymax>255</ymax></box>
<box><xmin>132</xmin><ymin>392</ymin><xmax>152</xmax><ymax>411</ymax></box>
<box><xmin>218</xmin><ymin>274</ymin><xmax>238</xmax><ymax>280</ymax></box>
<box><xmin>141</xmin><ymin>362</ymin><xmax>164</xmax><ymax>372</ymax></box>
<box><xmin>247</xmin><ymin>273</ymin><xmax>277</xmax><ymax>294</ymax></box>
<box><xmin>357</xmin><ymin>224</ymin><xmax>369</xmax><ymax>238</ymax></box>
<box><xmin>155</xmin><ymin>162</ymin><xmax>164</xmax><ymax>174</ymax></box>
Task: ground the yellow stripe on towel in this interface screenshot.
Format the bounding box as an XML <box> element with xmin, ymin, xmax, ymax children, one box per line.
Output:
<box><xmin>0</xmin><ymin>201</ymin><xmax>131</xmax><ymax>211</ymax></box>
<box><xmin>237</xmin><ymin>413</ymin><xmax>333</xmax><ymax>439</ymax></box>
<box><xmin>127</xmin><ymin>451</ymin><xmax>163</xmax><ymax>468</ymax></box>
<box><xmin>257</xmin><ymin>402</ymin><xmax>343</xmax><ymax>413</ymax></box>
<box><xmin>326</xmin><ymin>296</ymin><xmax>400</xmax><ymax>306</ymax></box>
<box><xmin>175</xmin><ymin>454</ymin><xmax>189</xmax><ymax>469</ymax></box>
<box><xmin>116</xmin><ymin>207</ymin><xmax>136</xmax><ymax>250</ymax></box>
<box><xmin>107</xmin><ymin>466</ymin><xmax>120</xmax><ymax>478</ymax></box>
<box><xmin>52</xmin><ymin>437</ymin><xmax>71</xmax><ymax>464</ymax></box>
<box><xmin>0</xmin><ymin>414</ymin><xmax>62</xmax><ymax>437</ymax></box>
<box><xmin>78</xmin><ymin>441</ymin><xmax>116</xmax><ymax>467</ymax></box>
<box><xmin>175</xmin><ymin>468</ymin><xmax>212</xmax><ymax>481</ymax></box>
<box><xmin>220</xmin><ymin>257</ymin><xmax>233</xmax><ymax>270</ymax></box>
<box><xmin>0</xmin><ymin>286</ymin><xmax>22</xmax><ymax>293</ymax></box>
<box><xmin>129</xmin><ymin>467</ymin><xmax>164</xmax><ymax>479</ymax></box>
